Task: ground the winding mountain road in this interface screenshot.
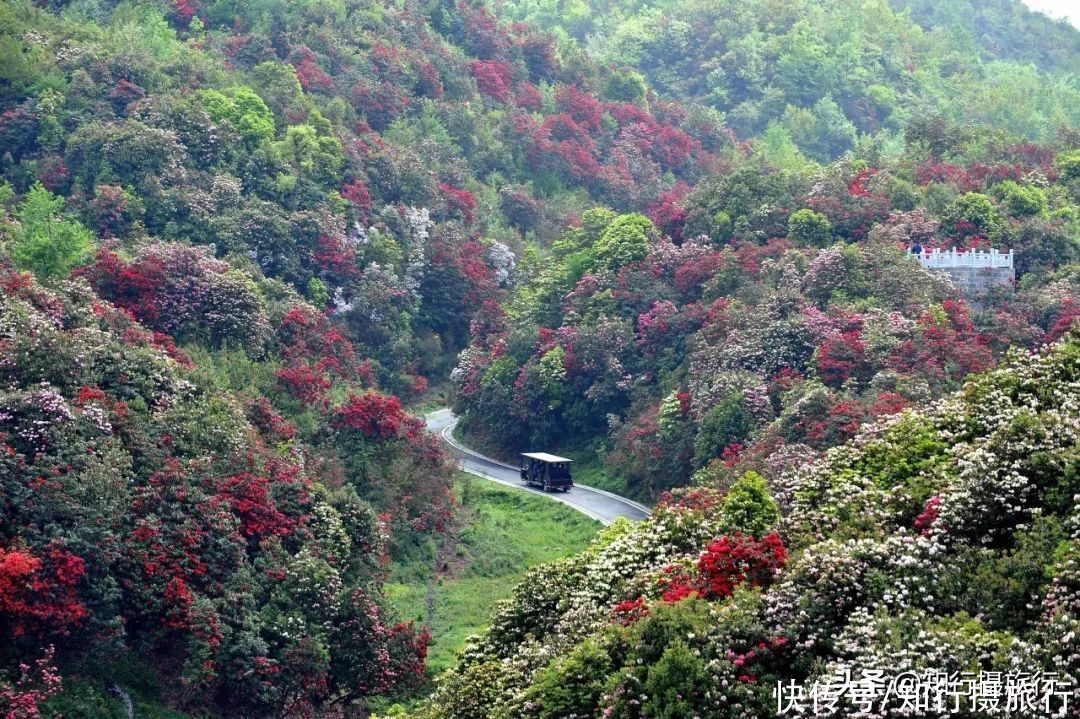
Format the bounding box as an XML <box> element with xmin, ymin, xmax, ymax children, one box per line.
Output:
<box><xmin>425</xmin><ymin>408</ymin><xmax>651</xmax><ymax>525</ymax></box>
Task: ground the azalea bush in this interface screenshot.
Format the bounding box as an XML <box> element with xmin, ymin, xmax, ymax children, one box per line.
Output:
<box><xmin>0</xmin><ymin>269</ymin><xmax>432</xmax><ymax>715</ymax></box>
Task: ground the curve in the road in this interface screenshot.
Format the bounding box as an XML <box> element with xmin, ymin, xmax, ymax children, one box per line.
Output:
<box><xmin>426</xmin><ymin>408</ymin><xmax>651</xmax><ymax>526</ymax></box>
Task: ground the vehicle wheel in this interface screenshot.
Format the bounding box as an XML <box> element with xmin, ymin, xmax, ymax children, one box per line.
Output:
<box><xmin>562</xmin><ymin>487</ymin><xmax>571</xmax><ymax>492</ymax></box>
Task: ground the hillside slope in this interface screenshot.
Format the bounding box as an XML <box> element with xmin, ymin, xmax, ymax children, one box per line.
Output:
<box><xmin>412</xmin><ymin>331</ymin><xmax>1079</xmax><ymax>718</ymax></box>
<box><xmin>452</xmin><ymin>148</ymin><xmax>1080</xmax><ymax>501</ymax></box>
<box><xmin>495</xmin><ymin>0</ymin><xmax>1080</xmax><ymax>158</ymax></box>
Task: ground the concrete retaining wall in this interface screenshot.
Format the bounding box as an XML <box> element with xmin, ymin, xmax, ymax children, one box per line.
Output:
<box><xmin>935</xmin><ymin>266</ymin><xmax>1015</xmax><ymax>297</ymax></box>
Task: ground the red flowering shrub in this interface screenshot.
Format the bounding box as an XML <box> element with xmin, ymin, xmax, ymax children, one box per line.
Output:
<box><xmin>0</xmin><ymin>546</ymin><xmax>87</xmax><ymax>638</ymax></box>
<box><xmin>78</xmin><ymin>245</ymin><xmax>268</xmax><ymax>351</ymax></box>
<box><xmin>469</xmin><ymin>60</ymin><xmax>513</xmax><ymax>103</ymax></box>
<box><xmin>171</xmin><ymin>0</ymin><xmax>201</xmax><ymax>27</ymax></box>
<box><xmin>673</xmin><ymin>252</ymin><xmax>725</xmax><ymax>299</ymax></box>
<box><xmin>313</xmin><ymin>233</ymin><xmax>361</xmax><ymax>283</ymax></box>
<box><xmin>439</xmin><ymin>183</ymin><xmax>477</xmax><ymax>225</ymax></box>
<box><xmin>891</xmin><ymin>300</ymin><xmax>994</xmax><ymax>384</ymax></box>
<box><xmin>658</xmin><ymin>487</ymin><xmax>726</xmax><ymax>513</ymax></box>
<box><xmin>333</xmin><ymin>391</ymin><xmax>410</xmax><ymax>440</ymax></box>
<box><xmin>514</xmin><ymin>82</ymin><xmax>544</xmax><ymax>112</ymax></box>
<box><xmin>107</xmin><ymin>80</ymin><xmax>146</xmax><ymax>111</ymax></box>
<box><xmin>648</xmin><ymin>183</ymin><xmax>691</xmax><ymax>242</ymax></box>
<box><xmin>555</xmin><ymin>85</ymin><xmax>602</xmax><ymax>131</ymax></box>
<box><xmin>870</xmin><ymin>392</ymin><xmax>910</xmax><ymax>417</ymax></box>
<box><xmin>650</xmin><ymin>124</ymin><xmax>698</xmax><ymax>170</ymax></box>
<box><xmin>914</xmin><ymin>495</ymin><xmax>942</xmax><ymax>534</ymax></box>
<box><xmin>351</xmin><ymin>81</ymin><xmax>410</xmax><ymax>130</ymax></box>
<box><xmin>816</xmin><ymin>330</ymin><xmax>869</xmax><ymax>387</ymax></box>
<box><xmin>341</xmin><ymin>180</ymin><xmax>373</xmax><ymax>222</ymax></box>
<box><xmin>38</xmin><ymin>156</ymin><xmax>70</xmax><ymax>193</ymax></box>
<box><xmin>290</xmin><ymin>48</ymin><xmax>336</xmax><ymax>94</ymax></box>
<box><xmin>658</xmin><ymin>564</ymin><xmax>698</xmax><ymax>603</ymax></box>
<box><xmin>498</xmin><ymin>185</ymin><xmax>541</xmax><ymax>232</ymax></box>
<box><xmin>695</xmin><ymin>533</ymin><xmax>788</xmax><ymax>599</ymax></box>
<box><xmin>1046</xmin><ymin>298</ymin><xmax>1080</xmax><ymax>343</ymax></box>
<box><xmin>216</xmin><ymin>472</ymin><xmax>292</xmax><ymax>542</ymax></box>
<box><xmin>277</xmin><ymin>363</ymin><xmax>333</xmax><ymax>405</ymax></box>
<box><xmin>461</xmin><ymin>5</ymin><xmax>509</xmax><ymax>59</ymax></box>
<box><xmin>247</xmin><ymin>397</ymin><xmax>298</xmax><ymax>442</ymax></box>
<box><xmin>612</xmin><ymin>596</ymin><xmax>650</xmax><ymax>625</ymax></box>
<box><xmin>83</xmin><ymin>184</ymin><xmax>132</xmax><ymax>238</ymax></box>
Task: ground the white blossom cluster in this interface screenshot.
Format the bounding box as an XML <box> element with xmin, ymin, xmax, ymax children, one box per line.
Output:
<box><xmin>487</xmin><ymin>240</ymin><xmax>517</xmax><ymax>287</ymax></box>
<box><xmin>403</xmin><ymin>206</ymin><xmax>433</xmax><ymax>299</ymax></box>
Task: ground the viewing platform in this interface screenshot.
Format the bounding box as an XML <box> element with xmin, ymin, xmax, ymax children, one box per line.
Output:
<box><xmin>909</xmin><ymin>247</ymin><xmax>1015</xmax><ymax>297</ymax></box>
<box><xmin>911</xmin><ymin>247</ymin><xmax>1014</xmax><ymax>270</ymax></box>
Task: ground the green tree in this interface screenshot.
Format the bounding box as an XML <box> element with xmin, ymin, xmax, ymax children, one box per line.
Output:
<box><xmin>1057</xmin><ymin>151</ymin><xmax>1080</xmax><ymax>182</ymax></box>
<box><xmin>251</xmin><ymin>61</ymin><xmax>305</xmax><ymax>119</ymax></box>
<box><xmin>199</xmin><ymin>87</ymin><xmax>276</xmax><ymax>143</ymax></box>
<box><xmin>760</xmin><ymin>122</ymin><xmax>808</xmax><ymax>171</ymax></box>
<box><xmin>594</xmin><ymin>213</ymin><xmax>655</xmax><ymax>271</ymax></box>
<box><xmin>9</xmin><ymin>184</ymin><xmax>95</xmax><ymax>280</ymax></box>
<box><xmin>273</xmin><ymin>117</ymin><xmax>344</xmax><ymax>196</ymax></box>
<box><xmin>947</xmin><ymin>192</ymin><xmax>1004</xmax><ymax>240</ymax></box>
<box><xmin>719</xmin><ymin>470</ymin><xmax>780</xmax><ymax>536</ymax></box>
<box><xmin>641</xmin><ymin>641</ymin><xmax>711</xmax><ymax>719</ymax></box>
<box><xmin>999</xmin><ymin>181</ymin><xmax>1047</xmax><ymax>218</ymax></box>
<box><xmin>788</xmin><ymin>208</ymin><xmax>833</xmax><ymax>246</ymax></box>
<box><xmin>604</xmin><ymin>68</ymin><xmax>648</xmax><ymax>103</ymax></box>
<box><xmin>694</xmin><ymin>395</ymin><xmax>752</xmax><ymax>465</ymax></box>
<box><xmin>527</xmin><ymin>637</ymin><xmax>616</xmax><ymax>719</ymax></box>
<box><xmin>782</xmin><ymin>97</ymin><xmax>857</xmax><ymax>162</ymax></box>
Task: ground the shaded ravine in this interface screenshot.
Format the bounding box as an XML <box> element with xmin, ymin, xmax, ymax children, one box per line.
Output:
<box><xmin>425</xmin><ymin>408</ymin><xmax>651</xmax><ymax>525</ymax></box>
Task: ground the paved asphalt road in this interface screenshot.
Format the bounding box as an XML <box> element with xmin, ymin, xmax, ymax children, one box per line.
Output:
<box><xmin>425</xmin><ymin>408</ymin><xmax>651</xmax><ymax>525</ymax></box>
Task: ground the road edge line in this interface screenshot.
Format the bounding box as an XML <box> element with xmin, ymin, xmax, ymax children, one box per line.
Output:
<box><xmin>456</xmin><ymin>466</ymin><xmax>610</xmax><ymax>525</ymax></box>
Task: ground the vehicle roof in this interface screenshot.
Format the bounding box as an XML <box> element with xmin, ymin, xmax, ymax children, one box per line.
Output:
<box><xmin>521</xmin><ymin>452</ymin><xmax>573</xmax><ymax>463</ymax></box>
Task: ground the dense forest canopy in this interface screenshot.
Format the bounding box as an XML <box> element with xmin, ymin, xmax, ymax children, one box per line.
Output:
<box><xmin>0</xmin><ymin>0</ymin><xmax>1076</xmax><ymax>715</ymax></box>
<box><xmin>494</xmin><ymin>0</ymin><xmax>1079</xmax><ymax>157</ymax></box>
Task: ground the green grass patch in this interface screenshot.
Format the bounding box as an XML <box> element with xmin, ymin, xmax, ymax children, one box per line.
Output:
<box><xmin>386</xmin><ymin>474</ymin><xmax>600</xmax><ymax>674</ymax></box>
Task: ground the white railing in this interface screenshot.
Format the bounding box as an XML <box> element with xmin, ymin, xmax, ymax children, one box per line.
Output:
<box><xmin>910</xmin><ymin>247</ymin><xmax>1014</xmax><ymax>270</ymax></box>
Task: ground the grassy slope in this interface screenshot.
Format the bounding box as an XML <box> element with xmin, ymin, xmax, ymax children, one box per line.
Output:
<box><xmin>385</xmin><ymin>474</ymin><xmax>600</xmax><ymax>673</ymax></box>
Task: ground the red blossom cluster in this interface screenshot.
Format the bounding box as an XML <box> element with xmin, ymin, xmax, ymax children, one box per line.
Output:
<box><xmin>816</xmin><ymin>328</ymin><xmax>868</xmax><ymax>387</ymax></box>
<box><xmin>891</xmin><ymin>300</ymin><xmax>994</xmax><ymax>382</ymax></box>
<box><xmin>171</xmin><ymin>0</ymin><xmax>202</xmax><ymax>27</ymax></box>
<box><xmin>658</xmin><ymin>487</ymin><xmax>727</xmax><ymax>513</ymax></box>
<box><xmin>313</xmin><ymin>233</ymin><xmax>361</xmax><ymax>282</ymax></box>
<box><xmin>695</xmin><ymin>533</ymin><xmax>788</xmax><ymax>599</ymax></box>
<box><xmin>612</xmin><ymin>596</ymin><xmax>649</xmax><ymax>625</ymax></box>
<box><xmin>914</xmin><ymin>495</ymin><xmax>943</xmax><ymax>534</ymax></box>
<box><xmin>351</xmin><ymin>81</ymin><xmax>410</xmax><ymax>130</ymax></box>
<box><xmin>341</xmin><ymin>180</ymin><xmax>373</xmax><ymax>222</ymax></box>
<box><xmin>0</xmin><ymin>546</ymin><xmax>87</xmax><ymax>638</ymax></box>
<box><xmin>438</xmin><ymin>183</ymin><xmax>477</xmax><ymax>225</ymax></box>
<box><xmin>276</xmin><ymin>305</ymin><xmax>374</xmax><ymax>405</ymax></box>
<box><xmin>290</xmin><ymin>47</ymin><xmax>336</xmax><ymax>94</ymax></box>
<box><xmin>468</xmin><ymin>60</ymin><xmax>513</xmax><ymax>103</ymax></box>
<box><xmin>333</xmin><ymin>391</ymin><xmax>415</xmax><ymax>441</ymax></box>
